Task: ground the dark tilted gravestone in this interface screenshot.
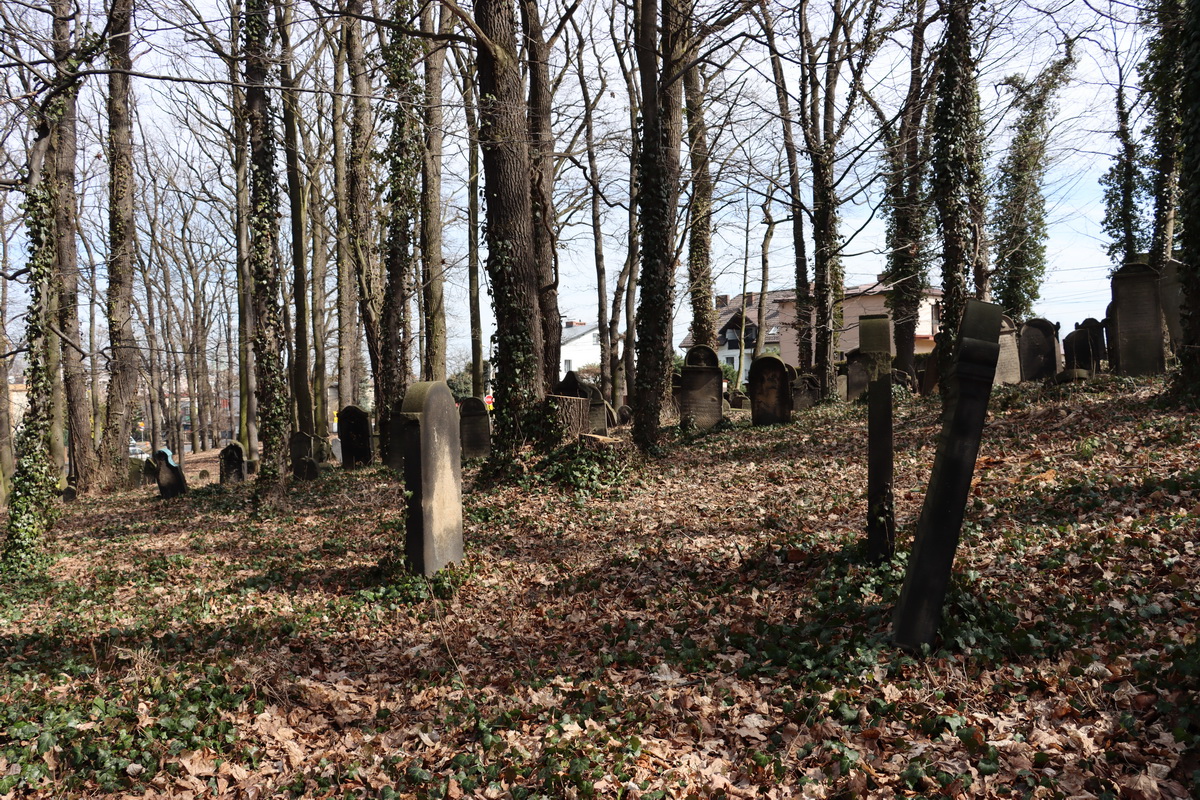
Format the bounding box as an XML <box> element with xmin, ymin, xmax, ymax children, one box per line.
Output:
<box><xmin>861</xmin><ymin>315</ymin><xmax>895</xmax><ymax>563</ymax></box>
<box><xmin>893</xmin><ymin>299</ymin><xmax>1003</xmax><ymax>651</ymax></box>
<box><xmin>1062</xmin><ymin>326</ymin><xmax>1102</xmax><ymax>375</ymax></box>
<box><xmin>748</xmin><ymin>354</ymin><xmax>793</xmax><ymax>425</ymax></box>
<box><xmin>846</xmin><ymin>360</ymin><xmax>869</xmax><ymax>403</ymax></box>
<box><xmin>1111</xmin><ymin>261</ymin><xmax>1166</xmax><ymax>376</ymax></box>
<box><xmin>1079</xmin><ymin>317</ymin><xmax>1107</xmax><ymax>366</ymax></box>
<box><xmin>400</xmin><ymin>381</ymin><xmax>463</xmax><ymax>577</ymax></box>
<box><xmin>338</xmin><ymin>405</ymin><xmax>373</xmax><ymax>468</ymax></box>
<box><xmin>729</xmin><ymin>391</ymin><xmax>749</xmax><ymax>410</ymax></box>
<box><xmin>616</xmin><ymin>405</ymin><xmax>633</xmax><ymax>426</ymax></box>
<box><xmin>1018</xmin><ymin>318</ymin><xmax>1060</xmax><ymax>381</ymax></box>
<box><xmin>555</xmin><ymin>371</ymin><xmax>589</xmax><ymax>399</ymax></box>
<box><xmin>154</xmin><ymin>448</ymin><xmax>188</xmax><ymax>500</ymax></box>
<box><xmin>679</xmin><ymin>345</ymin><xmax>724</xmax><ymax>430</ymax></box>
<box><xmin>459</xmin><ymin>396</ymin><xmax>491</xmax><ymax>460</ymax></box>
<box><xmin>220</xmin><ymin>442</ymin><xmax>247</xmax><ymax>484</ymax></box>
<box><xmin>289</xmin><ymin>431</ymin><xmax>320</xmax><ymax>481</ymax></box>
<box><xmin>919</xmin><ymin>345</ymin><xmax>940</xmax><ymax>396</ymax></box>
<box><xmin>995</xmin><ymin>315</ymin><xmax>1022</xmax><ymax>385</ymax></box>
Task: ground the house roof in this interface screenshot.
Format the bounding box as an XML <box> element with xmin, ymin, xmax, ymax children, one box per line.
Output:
<box><xmin>561</xmin><ymin>321</ymin><xmax>600</xmax><ymax>346</ymax></box>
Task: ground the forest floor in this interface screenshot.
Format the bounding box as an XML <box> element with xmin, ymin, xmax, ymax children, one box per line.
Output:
<box><xmin>1</xmin><ymin>375</ymin><xmax>1198</xmax><ymax>799</ymax></box>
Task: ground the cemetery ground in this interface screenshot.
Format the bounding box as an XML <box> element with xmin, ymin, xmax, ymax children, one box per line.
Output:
<box><xmin>1</xmin><ymin>378</ymin><xmax>1198</xmax><ymax>799</ymax></box>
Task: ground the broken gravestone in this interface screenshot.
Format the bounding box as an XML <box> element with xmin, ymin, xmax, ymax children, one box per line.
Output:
<box><xmin>893</xmin><ymin>299</ymin><xmax>1003</xmax><ymax>651</ymax></box>
<box><xmin>860</xmin><ymin>314</ymin><xmax>894</xmax><ymax>563</ymax></box>
<box><xmin>154</xmin><ymin>448</ymin><xmax>188</xmax><ymax>500</ymax></box>
<box><xmin>748</xmin><ymin>354</ymin><xmax>792</xmax><ymax>425</ymax></box>
<box><xmin>679</xmin><ymin>345</ymin><xmax>723</xmax><ymax>430</ymax></box>
<box><xmin>458</xmin><ymin>396</ymin><xmax>491</xmax><ymax>460</ymax></box>
<box><xmin>400</xmin><ymin>381</ymin><xmax>463</xmax><ymax>577</ymax></box>
<box><xmin>220</xmin><ymin>442</ymin><xmax>247</xmax><ymax>484</ymax></box>
<box><xmin>338</xmin><ymin>405</ymin><xmax>373</xmax><ymax>468</ymax></box>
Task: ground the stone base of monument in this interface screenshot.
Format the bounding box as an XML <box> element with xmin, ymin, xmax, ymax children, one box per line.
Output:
<box><xmin>1055</xmin><ymin>369</ymin><xmax>1091</xmax><ymax>384</ymax></box>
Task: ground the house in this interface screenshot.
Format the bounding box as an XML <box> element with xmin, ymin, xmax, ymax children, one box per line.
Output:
<box><xmin>559</xmin><ymin>320</ymin><xmax>602</xmax><ymax>379</ymax></box>
<box><xmin>681</xmin><ymin>280</ymin><xmax>942</xmax><ymax>384</ymax></box>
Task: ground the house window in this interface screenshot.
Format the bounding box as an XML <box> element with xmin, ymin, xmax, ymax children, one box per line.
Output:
<box><xmin>726</xmin><ymin>357</ymin><xmax>735</xmax><ymax>366</ymax></box>
<box><xmin>592</xmin><ymin>333</ymin><xmax>599</xmax><ymax>345</ymax></box>
<box><xmin>564</xmin><ymin>359</ymin><xmax>572</xmax><ymax>372</ymax></box>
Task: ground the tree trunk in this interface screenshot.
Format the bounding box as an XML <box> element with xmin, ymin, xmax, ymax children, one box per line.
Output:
<box><xmin>459</xmin><ymin>50</ymin><xmax>486</xmax><ymax>398</ymax></box>
<box><xmin>421</xmin><ymin>3</ymin><xmax>450</xmax><ymax>381</ymax></box>
<box><xmin>683</xmin><ymin>53</ymin><xmax>717</xmax><ymax>349</ymax></box>
<box><xmin>332</xmin><ymin>18</ymin><xmax>356</xmax><ymax>410</ymax></box>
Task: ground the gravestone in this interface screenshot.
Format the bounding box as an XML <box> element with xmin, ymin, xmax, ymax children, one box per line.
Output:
<box><xmin>861</xmin><ymin>314</ymin><xmax>895</xmax><ymax>562</ymax></box>
<box><xmin>995</xmin><ymin>315</ymin><xmax>1022</xmax><ymax>385</ymax></box>
<box><xmin>330</xmin><ymin>437</ymin><xmax>343</xmax><ymax>465</ymax></box>
<box><xmin>154</xmin><ymin>448</ymin><xmax>188</xmax><ymax>500</ymax></box>
<box><xmin>919</xmin><ymin>346</ymin><xmax>940</xmax><ymax>395</ymax></box>
<box><xmin>1018</xmin><ymin>318</ymin><xmax>1060</xmax><ymax>381</ymax></box>
<box><xmin>1062</xmin><ymin>328</ymin><xmax>1101</xmax><ymax>374</ymax></box>
<box><xmin>459</xmin><ymin>396</ymin><xmax>492</xmax><ymax>460</ymax></box>
<box><xmin>893</xmin><ymin>300</ymin><xmax>1003</xmax><ymax>651</ymax></box>
<box><xmin>1105</xmin><ymin>302</ymin><xmax>1119</xmax><ymax>374</ymax></box>
<box><xmin>289</xmin><ymin>431</ymin><xmax>320</xmax><ymax>480</ymax></box>
<box><xmin>142</xmin><ymin>458</ymin><xmax>159</xmax><ymax>485</ymax></box>
<box><xmin>792</xmin><ymin>377</ymin><xmax>819</xmax><ymax>411</ymax></box>
<box><xmin>338</xmin><ymin>405</ymin><xmax>373</xmax><ymax>468</ymax></box>
<box><xmin>679</xmin><ymin>345</ymin><xmax>723</xmax><ymax>430</ymax></box>
<box><xmin>220</xmin><ymin>442</ymin><xmax>247</xmax><ymax>484</ymax></box>
<box><xmin>585</xmin><ymin>385</ymin><xmax>610</xmax><ymax>435</ymax></box>
<box><xmin>1111</xmin><ymin>261</ymin><xmax>1166</xmax><ymax>376</ymax></box>
<box><xmin>1079</xmin><ymin>318</ymin><xmax>1107</xmax><ymax>366</ymax></box>
<box><xmin>548</xmin><ymin>395</ymin><xmax>590</xmax><ymax>442</ymax></box>
<box><xmin>729</xmin><ymin>391</ymin><xmax>749</xmax><ymax>410</ymax></box>
<box><xmin>127</xmin><ymin>458</ymin><xmax>147</xmax><ymax>489</ymax></box>
<box><xmin>845</xmin><ymin>360</ymin><xmax>869</xmax><ymax>403</ymax></box>
<box><xmin>400</xmin><ymin>381</ymin><xmax>463</xmax><ymax>577</ymax></box>
<box><xmin>616</xmin><ymin>405</ymin><xmax>633</xmax><ymax>425</ymax></box>
<box><xmin>555</xmin><ymin>371</ymin><xmax>589</xmax><ymax>399</ymax></box>
<box><xmin>748</xmin><ymin>354</ymin><xmax>792</xmax><ymax>425</ymax></box>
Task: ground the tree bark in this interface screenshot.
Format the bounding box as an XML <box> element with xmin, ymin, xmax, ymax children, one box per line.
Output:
<box><xmin>421</xmin><ymin>3</ymin><xmax>450</xmax><ymax>381</ymax></box>
<box><xmin>683</xmin><ymin>51</ymin><xmax>717</xmax><ymax>349</ymax></box>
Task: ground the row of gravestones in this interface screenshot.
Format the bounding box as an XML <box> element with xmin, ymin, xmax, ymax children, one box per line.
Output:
<box><xmin>670</xmin><ymin>345</ymin><xmax>824</xmax><ymax>430</ymax></box>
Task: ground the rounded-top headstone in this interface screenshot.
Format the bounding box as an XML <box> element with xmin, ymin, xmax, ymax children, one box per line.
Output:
<box><xmin>459</xmin><ymin>396</ymin><xmax>491</xmax><ymax>461</ymax></box>
<box><xmin>684</xmin><ymin>345</ymin><xmax>719</xmax><ymax>368</ymax></box>
<box><xmin>338</xmin><ymin>405</ymin><xmax>373</xmax><ymax>468</ymax></box>
<box><xmin>748</xmin><ymin>354</ymin><xmax>793</xmax><ymax>426</ymax></box>
<box><xmin>555</xmin><ymin>371</ymin><xmax>590</xmax><ymax>399</ymax></box>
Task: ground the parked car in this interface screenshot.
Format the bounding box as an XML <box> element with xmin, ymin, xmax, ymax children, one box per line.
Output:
<box><xmin>129</xmin><ymin>438</ymin><xmax>150</xmax><ymax>460</ymax></box>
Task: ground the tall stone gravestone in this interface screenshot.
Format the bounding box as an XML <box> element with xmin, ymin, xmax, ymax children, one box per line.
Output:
<box><xmin>845</xmin><ymin>360</ymin><xmax>869</xmax><ymax>403</ymax></box>
<box><xmin>1017</xmin><ymin>318</ymin><xmax>1060</xmax><ymax>381</ymax></box>
<box><xmin>459</xmin><ymin>396</ymin><xmax>491</xmax><ymax>460</ymax></box>
<box><xmin>1111</xmin><ymin>261</ymin><xmax>1166</xmax><ymax>376</ymax></box>
<box><xmin>893</xmin><ymin>300</ymin><xmax>1003</xmax><ymax>651</ymax></box>
<box><xmin>154</xmin><ymin>448</ymin><xmax>188</xmax><ymax>499</ymax></box>
<box><xmin>400</xmin><ymin>382</ymin><xmax>463</xmax><ymax>577</ymax></box>
<box><xmin>861</xmin><ymin>315</ymin><xmax>895</xmax><ymax>562</ymax></box>
<box><xmin>748</xmin><ymin>354</ymin><xmax>792</xmax><ymax>425</ymax></box>
<box><xmin>338</xmin><ymin>405</ymin><xmax>373</xmax><ymax>468</ymax></box>
<box><xmin>585</xmin><ymin>385</ymin><xmax>610</xmax><ymax>435</ymax></box>
<box><xmin>220</xmin><ymin>442</ymin><xmax>247</xmax><ymax>484</ymax></box>
<box><xmin>995</xmin><ymin>315</ymin><xmax>1022</xmax><ymax>385</ymax></box>
<box><xmin>679</xmin><ymin>345</ymin><xmax>723</xmax><ymax>430</ymax></box>
<box><xmin>289</xmin><ymin>431</ymin><xmax>320</xmax><ymax>480</ymax></box>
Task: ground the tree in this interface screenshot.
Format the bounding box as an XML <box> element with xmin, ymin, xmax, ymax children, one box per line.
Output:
<box><xmin>990</xmin><ymin>45</ymin><xmax>1074</xmax><ymax>319</ymax></box>
<box><xmin>1099</xmin><ymin>17</ymin><xmax>1151</xmax><ymax>269</ymax></box>
<box><xmin>683</xmin><ymin>48</ymin><xmax>717</xmax><ymax>349</ymax></box>
<box><xmin>1173</xmin><ymin>0</ymin><xmax>1200</xmax><ymax>388</ymax></box>
<box><xmin>1142</xmin><ymin>0</ymin><xmax>1184</xmax><ymax>275</ymax></box>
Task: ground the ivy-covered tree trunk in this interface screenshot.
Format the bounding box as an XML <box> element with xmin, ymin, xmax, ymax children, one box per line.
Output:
<box><xmin>931</xmin><ymin>0</ymin><xmax>980</xmax><ymax>412</ymax></box>
<box><xmin>245</xmin><ymin>0</ymin><xmax>289</xmax><ymax>503</ymax></box>
<box><xmin>458</xmin><ymin>54</ymin><xmax>486</xmax><ymax>398</ymax></box>
<box><xmin>1175</xmin><ymin>0</ymin><xmax>1200</xmax><ymax>389</ymax></box>
<box><xmin>1144</xmin><ymin>0</ymin><xmax>1184</xmax><ymax>275</ymax></box>
<box><xmin>475</xmin><ymin>0</ymin><xmax>546</xmax><ymax>450</ymax></box>
<box><xmin>1100</xmin><ymin>78</ymin><xmax>1150</xmax><ymax>268</ymax></box>
<box><xmin>810</xmin><ymin>148</ymin><xmax>842</xmax><ymax>399</ymax></box>
<box><xmin>633</xmin><ymin>0</ymin><xmax>685</xmax><ymax>451</ymax></box>
<box><xmin>97</xmin><ymin>0</ymin><xmax>139</xmax><ymax>490</ymax></box>
<box><xmin>684</xmin><ymin>53</ymin><xmax>717</xmax><ymax>350</ymax></box>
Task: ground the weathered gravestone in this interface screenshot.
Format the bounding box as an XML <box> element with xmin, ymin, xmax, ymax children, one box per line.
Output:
<box><xmin>556</xmin><ymin>371</ymin><xmax>589</xmax><ymax>399</ymax></box>
<box><xmin>338</xmin><ymin>405</ymin><xmax>373</xmax><ymax>468</ymax></box>
<box><xmin>729</xmin><ymin>391</ymin><xmax>749</xmax><ymax>410</ymax></box>
<box><xmin>679</xmin><ymin>345</ymin><xmax>723</xmax><ymax>430</ymax></box>
<box><xmin>220</xmin><ymin>442</ymin><xmax>247</xmax><ymax>484</ymax></box>
<box><xmin>748</xmin><ymin>354</ymin><xmax>792</xmax><ymax>425</ymax></box>
<box><xmin>1018</xmin><ymin>318</ymin><xmax>1060</xmax><ymax>381</ymax></box>
<box><xmin>585</xmin><ymin>385</ymin><xmax>610</xmax><ymax>436</ymax></box>
<box><xmin>127</xmin><ymin>458</ymin><xmax>148</xmax><ymax>489</ymax></box>
<box><xmin>893</xmin><ymin>299</ymin><xmax>1003</xmax><ymax>651</ymax></box>
<box><xmin>919</xmin><ymin>346</ymin><xmax>940</xmax><ymax>396</ymax></box>
<box><xmin>616</xmin><ymin>405</ymin><xmax>633</xmax><ymax>426</ymax></box>
<box><xmin>1111</xmin><ymin>261</ymin><xmax>1166</xmax><ymax>376</ymax></box>
<box><xmin>861</xmin><ymin>315</ymin><xmax>895</xmax><ymax>562</ymax></box>
<box><xmin>846</xmin><ymin>360</ymin><xmax>869</xmax><ymax>403</ymax></box>
<box><xmin>459</xmin><ymin>396</ymin><xmax>491</xmax><ymax>460</ymax></box>
<box><xmin>995</xmin><ymin>315</ymin><xmax>1022</xmax><ymax>385</ymax></box>
<box><xmin>154</xmin><ymin>448</ymin><xmax>188</xmax><ymax>499</ymax></box>
<box><xmin>330</xmin><ymin>437</ymin><xmax>343</xmax><ymax>465</ymax></box>
<box><xmin>399</xmin><ymin>381</ymin><xmax>463</xmax><ymax>577</ymax></box>
<box><xmin>142</xmin><ymin>457</ymin><xmax>159</xmax><ymax>485</ymax></box>
<box><xmin>1063</xmin><ymin>330</ymin><xmax>1096</xmax><ymax>374</ymax></box>
<box><xmin>1079</xmin><ymin>318</ymin><xmax>1108</xmax><ymax>366</ymax></box>
<box><xmin>289</xmin><ymin>431</ymin><xmax>320</xmax><ymax>480</ymax></box>
<box><xmin>792</xmin><ymin>376</ymin><xmax>819</xmax><ymax>411</ymax></box>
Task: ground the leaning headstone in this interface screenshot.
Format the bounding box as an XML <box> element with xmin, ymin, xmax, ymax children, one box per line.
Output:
<box><xmin>1062</xmin><ymin>328</ymin><xmax>1099</xmax><ymax>374</ymax></box>
<box><xmin>289</xmin><ymin>431</ymin><xmax>319</xmax><ymax>481</ymax></box>
<box><xmin>729</xmin><ymin>391</ymin><xmax>749</xmax><ymax>410</ymax></box>
<box><xmin>338</xmin><ymin>405</ymin><xmax>373</xmax><ymax>468</ymax></box>
<box><xmin>143</xmin><ymin>458</ymin><xmax>159</xmax><ymax>485</ymax></box>
<box><xmin>748</xmin><ymin>354</ymin><xmax>793</xmax><ymax>425</ymax></box>
<box><xmin>459</xmin><ymin>396</ymin><xmax>492</xmax><ymax>460</ymax></box>
<box><xmin>154</xmin><ymin>448</ymin><xmax>188</xmax><ymax>500</ymax></box>
<box><xmin>919</xmin><ymin>346</ymin><xmax>940</xmax><ymax>396</ymax></box>
<box><xmin>679</xmin><ymin>345</ymin><xmax>723</xmax><ymax>430</ymax></box>
<box><xmin>127</xmin><ymin>458</ymin><xmax>147</xmax><ymax>489</ymax></box>
<box><xmin>995</xmin><ymin>315</ymin><xmax>1022</xmax><ymax>385</ymax></box>
<box><xmin>861</xmin><ymin>315</ymin><xmax>895</xmax><ymax>563</ymax></box>
<box><xmin>1111</xmin><ymin>261</ymin><xmax>1166</xmax><ymax>376</ymax></box>
<box><xmin>220</xmin><ymin>442</ymin><xmax>247</xmax><ymax>484</ymax></box>
<box><xmin>1078</xmin><ymin>318</ymin><xmax>1107</xmax><ymax>367</ymax></box>
<box><xmin>1018</xmin><ymin>318</ymin><xmax>1060</xmax><ymax>381</ymax></box>
<box><xmin>893</xmin><ymin>300</ymin><xmax>1003</xmax><ymax>651</ymax></box>
<box><xmin>399</xmin><ymin>381</ymin><xmax>463</xmax><ymax>577</ymax></box>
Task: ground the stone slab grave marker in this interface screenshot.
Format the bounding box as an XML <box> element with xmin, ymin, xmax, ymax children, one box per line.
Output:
<box><xmin>893</xmin><ymin>299</ymin><xmax>1003</xmax><ymax>651</ymax></box>
<box><xmin>459</xmin><ymin>396</ymin><xmax>492</xmax><ymax>460</ymax></box>
<box><xmin>861</xmin><ymin>314</ymin><xmax>895</xmax><ymax>562</ymax></box>
<box><xmin>1104</xmin><ymin>302</ymin><xmax>1119</xmax><ymax>374</ymax></box>
<box><xmin>846</xmin><ymin>360</ymin><xmax>869</xmax><ymax>403</ymax></box>
<box><xmin>154</xmin><ymin>448</ymin><xmax>188</xmax><ymax>499</ymax></box>
<box><xmin>1111</xmin><ymin>260</ymin><xmax>1166</xmax><ymax>376</ymax></box>
<box><xmin>679</xmin><ymin>345</ymin><xmax>723</xmax><ymax>430</ymax></box>
<box><xmin>289</xmin><ymin>431</ymin><xmax>320</xmax><ymax>480</ymax></box>
<box><xmin>338</xmin><ymin>405</ymin><xmax>373</xmax><ymax>468</ymax></box>
<box><xmin>400</xmin><ymin>381</ymin><xmax>463</xmax><ymax>577</ymax></box>
<box><xmin>220</xmin><ymin>442</ymin><xmax>247</xmax><ymax>484</ymax></box>
<box><xmin>1018</xmin><ymin>318</ymin><xmax>1060</xmax><ymax>381</ymax></box>
<box><xmin>616</xmin><ymin>405</ymin><xmax>633</xmax><ymax>425</ymax></box>
<box><xmin>748</xmin><ymin>354</ymin><xmax>792</xmax><ymax>425</ymax></box>
<box><xmin>555</xmin><ymin>370</ymin><xmax>589</xmax><ymax>399</ymax></box>
<box><xmin>995</xmin><ymin>315</ymin><xmax>1021</xmax><ymax>385</ymax></box>
<box><xmin>585</xmin><ymin>384</ymin><xmax>610</xmax><ymax>436</ymax></box>
<box><xmin>792</xmin><ymin>375</ymin><xmax>819</xmax><ymax>411</ymax></box>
